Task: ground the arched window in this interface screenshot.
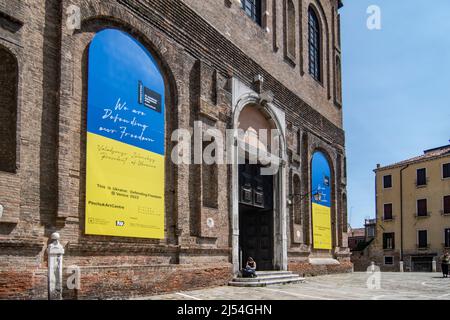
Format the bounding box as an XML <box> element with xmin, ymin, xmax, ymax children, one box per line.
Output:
<box><xmin>286</xmin><ymin>0</ymin><xmax>296</xmax><ymax>59</ymax></box>
<box><xmin>0</xmin><ymin>46</ymin><xmax>18</xmax><ymax>173</ymax></box>
<box><xmin>293</xmin><ymin>174</ymin><xmax>301</xmax><ymax>224</ymax></box>
<box><xmin>241</xmin><ymin>0</ymin><xmax>263</xmax><ymax>26</ymax></box>
<box><xmin>335</xmin><ymin>55</ymin><xmax>342</xmax><ymax>104</ymax></box>
<box><xmin>308</xmin><ymin>7</ymin><xmax>321</xmax><ymax>82</ymax></box>
<box><xmin>342</xmin><ymin>193</ymin><xmax>348</xmax><ymax>233</ymax></box>
<box><xmin>85</xmin><ymin>29</ymin><xmax>166</xmax><ymax>239</ymax></box>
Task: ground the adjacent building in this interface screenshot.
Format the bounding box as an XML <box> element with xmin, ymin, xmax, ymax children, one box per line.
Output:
<box><xmin>0</xmin><ymin>0</ymin><xmax>350</xmax><ymax>299</ymax></box>
<box><xmin>368</xmin><ymin>145</ymin><xmax>450</xmax><ymax>272</ymax></box>
<box><xmin>348</xmin><ymin>227</ymin><xmax>365</xmax><ymax>251</ymax></box>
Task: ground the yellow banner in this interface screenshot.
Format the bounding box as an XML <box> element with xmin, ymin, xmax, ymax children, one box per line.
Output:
<box><xmin>85</xmin><ymin>132</ymin><xmax>165</xmax><ymax>239</ymax></box>
<box><xmin>312</xmin><ymin>202</ymin><xmax>332</xmax><ymax>250</ymax></box>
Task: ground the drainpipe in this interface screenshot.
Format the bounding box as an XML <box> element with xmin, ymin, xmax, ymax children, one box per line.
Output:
<box><xmin>399</xmin><ymin>164</ymin><xmax>410</xmax><ymax>264</ymax></box>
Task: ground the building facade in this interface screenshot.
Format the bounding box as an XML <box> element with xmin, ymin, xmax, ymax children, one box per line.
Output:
<box><xmin>368</xmin><ymin>145</ymin><xmax>450</xmax><ymax>272</ymax></box>
<box><xmin>347</xmin><ymin>227</ymin><xmax>365</xmax><ymax>251</ymax></box>
<box><xmin>0</xmin><ymin>0</ymin><xmax>350</xmax><ymax>299</ymax></box>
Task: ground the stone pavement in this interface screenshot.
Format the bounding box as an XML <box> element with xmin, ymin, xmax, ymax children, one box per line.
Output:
<box><xmin>140</xmin><ymin>272</ymin><xmax>450</xmax><ymax>300</ymax></box>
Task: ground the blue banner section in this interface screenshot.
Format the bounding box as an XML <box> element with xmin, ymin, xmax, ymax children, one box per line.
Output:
<box><xmin>87</xmin><ymin>29</ymin><xmax>165</xmax><ymax>156</ymax></box>
<box><xmin>311</xmin><ymin>151</ymin><xmax>331</xmax><ymax>208</ymax></box>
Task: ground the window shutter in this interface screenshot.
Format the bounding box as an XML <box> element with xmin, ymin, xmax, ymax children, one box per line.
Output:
<box><xmin>418</xmin><ymin>230</ymin><xmax>427</xmax><ymax>247</ymax></box>
<box><xmin>391</xmin><ymin>233</ymin><xmax>395</xmax><ymax>250</ymax></box>
<box><xmin>443</xmin><ymin>163</ymin><xmax>450</xmax><ymax>179</ymax></box>
<box><xmin>384</xmin><ymin>204</ymin><xmax>392</xmax><ymax>219</ymax></box>
<box><xmin>445</xmin><ymin>229</ymin><xmax>450</xmax><ymax>248</ymax></box>
<box><xmin>417</xmin><ymin>168</ymin><xmax>426</xmax><ymax>185</ymax></box>
<box><xmin>417</xmin><ymin>199</ymin><xmax>427</xmax><ymax>216</ymax></box>
<box><xmin>444</xmin><ymin>196</ymin><xmax>450</xmax><ymax>214</ymax></box>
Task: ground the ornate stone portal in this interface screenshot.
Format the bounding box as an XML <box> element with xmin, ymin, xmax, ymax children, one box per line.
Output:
<box><xmin>231</xmin><ymin>77</ymin><xmax>288</xmax><ymax>274</ymax></box>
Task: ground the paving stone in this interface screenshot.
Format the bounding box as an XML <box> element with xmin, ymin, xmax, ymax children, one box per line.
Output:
<box><xmin>141</xmin><ymin>272</ymin><xmax>450</xmax><ymax>300</ymax></box>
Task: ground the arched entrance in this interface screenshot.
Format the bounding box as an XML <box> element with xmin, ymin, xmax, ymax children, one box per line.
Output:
<box><xmin>230</xmin><ymin>86</ymin><xmax>288</xmax><ymax>274</ymax></box>
<box><xmin>237</xmin><ymin>104</ymin><xmax>277</xmax><ymax>271</ymax></box>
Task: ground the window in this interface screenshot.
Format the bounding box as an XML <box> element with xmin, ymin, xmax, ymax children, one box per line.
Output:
<box><xmin>335</xmin><ymin>55</ymin><xmax>342</xmax><ymax>104</ymax></box>
<box><xmin>202</xmin><ymin>140</ymin><xmax>218</xmax><ymax>209</ymax></box>
<box><xmin>293</xmin><ymin>175</ymin><xmax>301</xmax><ymax>224</ymax></box>
<box><xmin>418</xmin><ymin>230</ymin><xmax>428</xmax><ymax>248</ymax></box>
<box><xmin>383</xmin><ymin>175</ymin><xmax>392</xmax><ymax>189</ymax></box>
<box><xmin>342</xmin><ymin>193</ymin><xmax>348</xmax><ymax>233</ymax></box>
<box><xmin>343</xmin><ymin>157</ymin><xmax>347</xmax><ymax>178</ymax></box>
<box><xmin>383</xmin><ymin>203</ymin><xmax>393</xmax><ymax>220</ymax></box>
<box><xmin>286</xmin><ymin>0</ymin><xmax>296</xmax><ymax>59</ymax></box>
<box><xmin>384</xmin><ymin>256</ymin><xmax>394</xmax><ymax>265</ymax></box>
<box><xmin>416</xmin><ymin>168</ymin><xmax>427</xmax><ymax>186</ymax></box>
<box><xmin>367</xmin><ymin>226</ymin><xmax>375</xmax><ymax>238</ymax></box>
<box><xmin>0</xmin><ymin>46</ymin><xmax>18</xmax><ymax>173</ymax></box>
<box><xmin>241</xmin><ymin>0</ymin><xmax>262</xmax><ymax>26</ymax></box>
<box><xmin>417</xmin><ymin>199</ymin><xmax>428</xmax><ymax>217</ymax></box>
<box><xmin>444</xmin><ymin>195</ymin><xmax>450</xmax><ymax>215</ymax></box>
<box><xmin>308</xmin><ymin>7</ymin><xmax>321</xmax><ymax>81</ymax></box>
<box><xmin>383</xmin><ymin>233</ymin><xmax>395</xmax><ymax>250</ymax></box>
<box><xmin>445</xmin><ymin>229</ymin><xmax>450</xmax><ymax>248</ymax></box>
<box><xmin>443</xmin><ymin>163</ymin><xmax>450</xmax><ymax>179</ymax></box>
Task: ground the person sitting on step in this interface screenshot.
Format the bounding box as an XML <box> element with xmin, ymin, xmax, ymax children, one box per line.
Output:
<box><xmin>242</xmin><ymin>257</ymin><xmax>257</xmax><ymax>278</ymax></box>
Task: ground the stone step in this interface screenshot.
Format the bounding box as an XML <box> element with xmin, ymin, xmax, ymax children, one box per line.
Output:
<box><xmin>232</xmin><ymin>273</ymin><xmax>301</xmax><ymax>282</ymax></box>
<box><xmin>229</xmin><ymin>276</ymin><xmax>305</xmax><ymax>287</ymax></box>
<box><xmin>229</xmin><ymin>271</ymin><xmax>305</xmax><ymax>287</ymax></box>
<box><xmin>252</xmin><ymin>271</ymin><xmax>295</xmax><ymax>277</ymax></box>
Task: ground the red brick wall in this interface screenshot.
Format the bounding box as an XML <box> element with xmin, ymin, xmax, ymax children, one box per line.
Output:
<box><xmin>69</xmin><ymin>264</ymin><xmax>233</xmax><ymax>300</ymax></box>
<box><xmin>289</xmin><ymin>261</ymin><xmax>353</xmax><ymax>277</ymax></box>
<box><xmin>0</xmin><ymin>0</ymin><xmax>349</xmax><ymax>299</ymax></box>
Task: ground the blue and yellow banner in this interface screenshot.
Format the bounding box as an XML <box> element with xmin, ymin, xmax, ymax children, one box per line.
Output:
<box><xmin>85</xmin><ymin>29</ymin><xmax>165</xmax><ymax>239</ymax></box>
<box><xmin>311</xmin><ymin>152</ymin><xmax>332</xmax><ymax>250</ymax></box>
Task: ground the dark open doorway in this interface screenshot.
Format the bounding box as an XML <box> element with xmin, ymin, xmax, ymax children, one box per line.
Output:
<box><xmin>238</xmin><ymin>163</ymin><xmax>275</xmax><ymax>271</ymax></box>
<box><xmin>411</xmin><ymin>256</ymin><xmax>434</xmax><ymax>272</ymax></box>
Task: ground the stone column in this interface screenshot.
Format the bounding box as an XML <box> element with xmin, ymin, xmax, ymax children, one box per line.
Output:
<box><xmin>47</xmin><ymin>232</ymin><xmax>65</xmax><ymax>300</ymax></box>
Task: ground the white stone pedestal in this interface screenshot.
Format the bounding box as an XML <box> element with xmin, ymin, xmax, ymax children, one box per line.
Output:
<box><xmin>47</xmin><ymin>233</ymin><xmax>65</xmax><ymax>300</ymax></box>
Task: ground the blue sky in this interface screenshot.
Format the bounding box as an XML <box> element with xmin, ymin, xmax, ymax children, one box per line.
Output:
<box><xmin>340</xmin><ymin>0</ymin><xmax>450</xmax><ymax>228</ymax></box>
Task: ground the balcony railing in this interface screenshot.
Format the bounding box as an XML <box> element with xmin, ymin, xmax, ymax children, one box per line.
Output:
<box><xmin>365</xmin><ymin>219</ymin><xmax>377</xmax><ymax>225</ymax></box>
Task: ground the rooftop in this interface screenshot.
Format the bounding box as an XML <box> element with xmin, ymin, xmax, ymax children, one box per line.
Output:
<box><xmin>374</xmin><ymin>144</ymin><xmax>450</xmax><ymax>172</ymax></box>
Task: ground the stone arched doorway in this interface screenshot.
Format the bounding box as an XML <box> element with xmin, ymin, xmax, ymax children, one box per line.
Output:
<box><xmin>230</xmin><ymin>81</ymin><xmax>288</xmax><ymax>274</ymax></box>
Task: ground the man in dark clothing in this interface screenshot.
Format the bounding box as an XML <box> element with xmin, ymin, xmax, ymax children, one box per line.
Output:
<box><xmin>442</xmin><ymin>251</ymin><xmax>450</xmax><ymax>278</ymax></box>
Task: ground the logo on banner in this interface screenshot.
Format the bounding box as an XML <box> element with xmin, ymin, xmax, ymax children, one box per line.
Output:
<box><xmin>139</xmin><ymin>81</ymin><xmax>162</xmax><ymax>113</ymax></box>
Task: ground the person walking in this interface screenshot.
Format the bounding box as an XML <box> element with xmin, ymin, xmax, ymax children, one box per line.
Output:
<box><xmin>441</xmin><ymin>251</ymin><xmax>450</xmax><ymax>278</ymax></box>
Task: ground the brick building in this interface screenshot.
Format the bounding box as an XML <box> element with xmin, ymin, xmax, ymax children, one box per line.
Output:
<box><xmin>347</xmin><ymin>227</ymin><xmax>365</xmax><ymax>251</ymax></box>
<box><xmin>0</xmin><ymin>0</ymin><xmax>350</xmax><ymax>299</ymax></box>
